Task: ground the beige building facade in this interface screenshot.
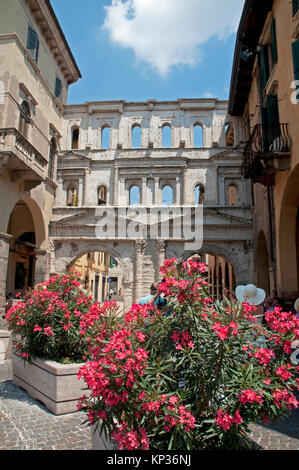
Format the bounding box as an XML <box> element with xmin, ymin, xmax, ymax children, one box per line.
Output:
<box><xmin>0</xmin><ymin>0</ymin><xmax>81</xmax><ymax>314</ymax></box>
<box><xmin>229</xmin><ymin>0</ymin><xmax>299</xmax><ymax>305</ymax></box>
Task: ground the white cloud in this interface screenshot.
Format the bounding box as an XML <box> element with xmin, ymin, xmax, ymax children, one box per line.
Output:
<box><xmin>102</xmin><ymin>0</ymin><xmax>244</xmax><ymax>77</ymax></box>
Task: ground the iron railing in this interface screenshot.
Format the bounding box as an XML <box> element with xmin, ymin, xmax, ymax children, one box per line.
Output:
<box><xmin>243</xmin><ymin>123</ymin><xmax>291</xmax><ymax>178</ymax></box>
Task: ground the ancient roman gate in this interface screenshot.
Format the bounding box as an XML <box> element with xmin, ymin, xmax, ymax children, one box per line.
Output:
<box><xmin>49</xmin><ymin>99</ymin><xmax>253</xmax><ymax>311</ymax></box>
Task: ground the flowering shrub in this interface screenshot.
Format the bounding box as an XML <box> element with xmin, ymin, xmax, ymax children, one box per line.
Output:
<box><xmin>78</xmin><ymin>258</ymin><xmax>299</xmax><ymax>450</ymax></box>
<box><xmin>6</xmin><ymin>273</ymin><xmax>93</xmax><ymax>363</ymax></box>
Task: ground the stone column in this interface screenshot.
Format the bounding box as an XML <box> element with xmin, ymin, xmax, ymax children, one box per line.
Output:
<box><xmin>154</xmin><ymin>177</ymin><xmax>160</xmax><ymax>205</ymax></box>
<box><xmin>134</xmin><ymin>239</ymin><xmax>146</xmax><ymax>303</ymax></box>
<box><xmin>123</xmin><ymin>280</ymin><xmax>133</xmax><ymax>313</ymax></box>
<box><xmin>0</xmin><ymin>233</ymin><xmax>13</xmax><ymax>314</ymax></box>
<box><xmin>83</xmin><ymin>169</ymin><xmax>90</xmax><ymax>206</ymax></box>
<box><xmin>156</xmin><ymin>239</ymin><xmax>166</xmax><ymax>280</ymax></box>
<box><xmin>175</xmin><ymin>177</ymin><xmax>180</xmax><ymax>205</ymax></box>
<box><xmin>182</xmin><ymin>166</ymin><xmax>188</xmax><ymax>205</ymax></box>
<box><xmin>142</xmin><ymin>177</ymin><xmax>147</xmax><ymax>206</ymax></box>
<box><xmin>34</xmin><ymin>249</ymin><xmax>50</xmax><ymax>285</ymax></box>
<box><xmin>113</xmin><ymin>165</ymin><xmax>119</xmax><ymax>206</ymax></box>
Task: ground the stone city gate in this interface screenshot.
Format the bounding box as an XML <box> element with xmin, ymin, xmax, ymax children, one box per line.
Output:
<box><xmin>49</xmin><ymin>207</ymin><xmax>254</xmax><ymax>311</ymax></box>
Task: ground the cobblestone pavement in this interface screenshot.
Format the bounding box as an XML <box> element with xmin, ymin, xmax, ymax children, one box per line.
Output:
<box><xmin>0</xmin><ymin>360</ymin><xmax>298</xmax><ymax>451</ymax></box>
<box><xmin>0</xmin><ymin>360</ymin><xmax>92</xmax><ymax>450</ymax></box>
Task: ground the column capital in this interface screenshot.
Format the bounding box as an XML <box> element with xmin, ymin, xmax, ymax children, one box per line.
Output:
<box><xmin>135</xmin><ymin>239</ymin><xmax>147</xmax><ymax>254</ymax></box>
<box><xmin>156</xmin><ymin>239</ymin><xmax>166</xmax><ymax>251</ymax></box>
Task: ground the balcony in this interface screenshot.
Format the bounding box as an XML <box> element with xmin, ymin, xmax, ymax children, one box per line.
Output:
<box><xmin>0</xmin><ymin>128</ymin><xmax>48</xmax><ymax>189</ymax></box>
<box><xmin>243</xmin><ymin>123</ymin><xmax>291</xmax><ymax>186</ymax></box>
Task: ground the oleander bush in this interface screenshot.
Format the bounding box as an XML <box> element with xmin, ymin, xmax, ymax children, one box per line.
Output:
<box><xmin>71</xmin><ymin>260</ymin><xmax>299</xmax><ymax>448</ymax></box>
<box><xmin>6</xmin><ymin>273</ymin><xmax>93</xmax><ymax>363</ymax></box>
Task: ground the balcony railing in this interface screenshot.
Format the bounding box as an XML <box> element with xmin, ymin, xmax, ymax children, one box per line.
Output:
<box><xmin>0</xmin><ymin>128</ymin><xmax>48</xmax><ymax>183</ymax></box>
<box><xmin>243</xmin><ymin>123</ymin><xmax>291</xmax><ymax>180</ymax></box>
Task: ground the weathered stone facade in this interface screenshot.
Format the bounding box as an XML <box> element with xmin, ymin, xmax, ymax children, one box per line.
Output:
<box><xmin>0</xmin><ymin>2</ymin><xmax>255</xmax><ymax>313</ymax></box>
<box><xmin>49</xmin><ymin>99</ymin><xmax>254</xmax><ymax>308</ymax></box>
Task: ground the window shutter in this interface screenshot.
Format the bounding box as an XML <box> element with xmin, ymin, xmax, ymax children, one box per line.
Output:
<box><xmin>55</xmin><ymin>77</ymin><xmax>62</xmax><ymax>98</ymax></box>
<box><xmin>266</xmin><ymin>95</ymin><xmax>280</xmax><ymax>145</ymax></box>
<box><xmin>258</xmin><ymin>45</ymin><xmax>269</xmax><ymax>91</ymax></box>
<box><xmin>270</xmin><ymin>18</ymin><xmax>278</xmax><ymax>65</ymax></box>
<box><xmin>292</xmin><ymin>39</ymin><xmax>299</xmax><ymax>102</ymax></box>
<box><xmin>27</xmin><ymin>25</ymin><xmax>39</xmax><ymax>62</ymax></box>
<box><xmin>293</xmin><ymin>0</ymin><xmax>299</xmax><ymax>16</ymax></box>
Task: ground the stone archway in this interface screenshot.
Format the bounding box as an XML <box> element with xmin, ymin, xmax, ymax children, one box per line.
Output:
<box><xmin>278</xmin><ymin>164</ymin><xmax>299</xmax><ymax>299</ymax></box>
<box><xmin>180</xmin><ymin>248</ymin><xmax>237</xmax><ymax>299</ymax></box>
<box><xmin>3</xmin><ymin>197</ymin><xmax>47</xmax><ymax>299</ymax></box>
<box><xmin>177</xmin><ymin>241</ymin><xmax>253</xmax><ymax>288</ymax></box>
<box><xmin>51</xmin><ymin>239</ymin><xmax>134</xmax><ymax>312</ymax></box>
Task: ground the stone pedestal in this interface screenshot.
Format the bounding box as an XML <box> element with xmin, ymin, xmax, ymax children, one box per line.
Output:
<box><xmin>134</xmin><ymin>239</ymin><xmax>147</xmax><ymax>302</ymax></box>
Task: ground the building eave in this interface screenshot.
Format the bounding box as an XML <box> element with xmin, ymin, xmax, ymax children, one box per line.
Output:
<box><xmin>228</xmin><ymin>0</ymin><xmax>274</xmax><ymax>116</ymax></box>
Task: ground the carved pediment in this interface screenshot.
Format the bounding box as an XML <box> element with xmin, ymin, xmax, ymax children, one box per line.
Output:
<box><xmin>203</xmin><ymin>208</ymin><xmax>251</xmax><ymax>226</ymax></box>
<box><xmin>58</xmin><ymin>151</ymin><xmax>92</xmax><ymax>162</ymax></box>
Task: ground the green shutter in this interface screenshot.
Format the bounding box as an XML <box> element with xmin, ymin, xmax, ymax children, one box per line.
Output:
<box><xmin>293</xmin><ymin>0</ymin><xmax>299</xmax><ymax>16</ymax></box>
<box><xmin>258</xmin><ymin>45</ymin><xmax>270</xmax><ymax>91</ymax></box>
<box><xmin>27</xmin><ymin>25</ymin><xmax>39</xmax><ymax>62</ymax></box>
<box><xmin>270</xmin><ymin>18</ymin><xmax>278</xmax><ymax>65</ymax></box>
<box><xmin>266</xmin><ymin>95</ymin><xmax>280</xmax><ymax>145</ymax></box>
<box><xmin>55</xmin><ymin>77</ymin><xmax>62</xmax><ymax>98</ymax></box>
<box><xmin>292</xmin><ymin>39</ymin><xmax>299</xmax><ymax>102</ymax></box>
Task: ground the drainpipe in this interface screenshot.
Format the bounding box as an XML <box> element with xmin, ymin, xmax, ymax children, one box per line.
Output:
<box><xmin>267</xmin><ymin>185</ymin><xmax>277</xmax><ymax>291</ymax></box>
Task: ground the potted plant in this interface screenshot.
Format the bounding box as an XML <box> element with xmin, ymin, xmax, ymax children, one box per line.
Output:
<box><xmin>6</xmin><ymin>272</ymin><xmax>94</xmax><ymax>415</ymax></box>
<box><xmin>78</xmin><ymin>258</ymin><xmax>299</xmax><ymax>450</ymax></box>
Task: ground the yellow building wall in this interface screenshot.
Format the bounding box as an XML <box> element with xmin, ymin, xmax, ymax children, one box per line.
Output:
<box><xmin>246</xmin><ymin>0</ymin><xmax>299</xmax><ymax>299</ymax></box>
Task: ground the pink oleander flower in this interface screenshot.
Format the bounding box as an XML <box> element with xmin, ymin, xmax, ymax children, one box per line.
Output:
<box><xmin>239</xmin><ymin>389</ymin><xmax>263</xmax><ymax>405</ymax></box>
<box><xmin>254</xmin><ymin>347</ymin><xmax>275</xmax><ymax>367</ymax></box>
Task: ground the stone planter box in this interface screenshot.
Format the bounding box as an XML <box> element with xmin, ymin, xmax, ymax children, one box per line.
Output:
<box><xmin>12</xmin><ymin>353</ymin><xmax>86</xmax><ymax>415</ymax></box>
<box><xmin>0</xmin><ymin>329</ymin><xmax>11</xmax><ymax>362</ymax></box>
<box><xmin>91</xmin><ymin>423</ymin><xmax>118</xmax><ymax>450</ymax></box>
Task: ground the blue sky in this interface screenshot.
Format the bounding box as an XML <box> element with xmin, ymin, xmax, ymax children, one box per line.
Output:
<box><xmin>50</xmin><ymin>0</ymin><xmax>245</xmax><ymax>105</ymax></box>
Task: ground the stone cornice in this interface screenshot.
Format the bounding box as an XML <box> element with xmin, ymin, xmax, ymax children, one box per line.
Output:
<box><xmin>25</xmin><ymin>0</ymin><xmax>81</xmax><ymax>84</ymax></box>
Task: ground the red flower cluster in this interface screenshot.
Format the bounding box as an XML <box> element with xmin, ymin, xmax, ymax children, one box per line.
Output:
<box><xmin>171</xmin><ymin>331</ymin><xmax>194</xmax><ymax>350</ymax></box>
<box><xmin>272</xmin><ymin>389</ymin><xmax>298</xmax><ymax>410</ymax></box>
<box><xmin>112</xmin><ymin>422</ymin><xmax>149</xmax><ymax>450</ymax></box>
<box><xmin>6</xmin><ymin>273</ymin><xmax>92</xmax><ymax>362</ymax></box>
<box><xmin>215</xmin><ymin>409</ymin><xmax>243</xmax><ymax>431</ymax></box>
<box><xmin>211</xmin><ymin>321</ymin><xmax>239</xmax><ymax>341</ymax></box>
<box><xmin>238</xmin><ymin>389</ymin><xmax>263</xmax><ymax>405</ymax></box>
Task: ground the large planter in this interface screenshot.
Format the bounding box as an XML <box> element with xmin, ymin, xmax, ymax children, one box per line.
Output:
<box><xmin>91</xmin><ymin>423</ymin><xmax>118</xmax><ymax>450</ymax></box>
<box><xmin>12</xmin><ymin>353</ymin><xmax>86</xmax><ymax>415</ymax></box>
<box><xmin>0</xmin><ymin>329</ymin><xmax>11</xmax><ymax>362</ymax></box>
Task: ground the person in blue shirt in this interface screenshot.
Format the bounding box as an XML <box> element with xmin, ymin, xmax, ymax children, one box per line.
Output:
<box><xmin>138</xmin><ymin>282</ymin><xmax>167</xmax><ymax>311</ymax></box>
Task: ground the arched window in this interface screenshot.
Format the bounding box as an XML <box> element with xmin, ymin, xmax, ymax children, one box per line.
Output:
<box><xmin>193</xmin><ymin>124</ymin><xmax>203</xmax><ymax>147</ymax></box>
<box><xmin>129</xmin><ymin>185</ymin><xmax>140</xmax><ymax>206</ymax></box>
<box><xmin>98</xmin><ymin>185</ymin><xmax>107</xmax><ymax>205</ymax></box>
<box><xmin>162</xmin><ymin>185</ymin><xmax>173</xmax><ymax>206</ymax></box>
<box><xmin>228</xmin><ymin>184</ymin><xmax>238</xmax><ymax>206</ymax></box>
<box><xmin>71</xmin><ymin>127</ymin><xmax>79</xmax><ymax>149</ymax></box>
<box><xmin>67</xmin><ymin>185</ymin><xmax>78</xmax><ymax>206</ymax></box>
<box><xmin>19</xmin><ymin>100</ymin><xmax>31</xmax><ymax>138</ymax></box>
<box><xmin>225</xmin><ymin>124</ymin><xmax>234</xmax><ymax>147</ymax></box>
<box><xmin>195</xmin><ymin>184</ymin><xmax>205</xmax><ymax>204</ymax></box>
<box><xmin>48</xmin><ymin>137</ymin><xmax>57</xmax><ymax>179</ymax></box>
<box><xmin>132</xmin><ymin>124</ymin><xmax>141</xmax><ymax>148</ymax></box>
<box><xmin>101</xmin><ymin>126</ymin><xmax>111</xmax><ymax>149</ymax></box>
<box><xmin>162</xmin><ymin>124</ymin><xmax>172</xmax><ymax>147</ymax></box>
